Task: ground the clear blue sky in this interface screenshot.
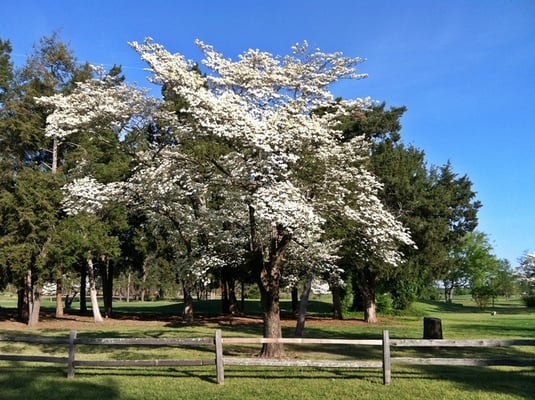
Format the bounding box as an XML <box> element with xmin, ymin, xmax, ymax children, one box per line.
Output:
<box><xmin>2</xmin><ymin>0</ymin><xmax>534</xmax><ymax>267</ymax></box>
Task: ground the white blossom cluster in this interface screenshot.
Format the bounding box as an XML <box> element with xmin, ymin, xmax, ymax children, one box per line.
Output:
<box><xmin>36</xmin><ymin>67</ymin><xmax>159</xmax><ymax>141</ymax></box>
<box><xmin>519</xmin><ymin>253</ymin><xmax>535</xmax><ymax>283</ymax></box>
<box><xmin>128</xmin><ymin>40</ymin><xmax>377</xmax><ymax>245</ymax></box>
<box><xmin>62</xmin><ymin>177</ymin><xmax>119</xmax><ymax>215</ymax></box>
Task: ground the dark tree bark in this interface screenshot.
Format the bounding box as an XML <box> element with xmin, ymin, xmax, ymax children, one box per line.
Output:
<box><xmin>221</xmin><ymin>266</ymin><xmax>239</xmax><ymax>315</ymax></box>
<box><xmin>227</xmin><ymin>278</ymin><xmax>239</xmax><ymax>315</ymax></box>
<box><xmin>248</xmin><ymin>205</ymin><xmax>292</xmax><ymax>357</ymax></box>
<box><xmin>182</xmin><ymin>280</ymin><xmax>194</xmax><ymax>322</ymax></box>
<box><xmin>351</xmin><ymin>274</ymin><xmax>365</xmax><ymax>312</ymax></box>
<box><xmin>221</xmin><ymin>269</ymin><xmax>229</xmax><ymax>314</ymax></box>
<box><xmin>79</xmin><ymin>262</ymin><xmax>87</xmax><ymax>313</ymax></box>
<box><xmin>17</xmin><ymin>286</ymin><xmax>28</xmax><ymax>322</ymax></box>
<box><xmin>355</xmin><ymin>267</ymin><xmax>378</xmax><ymax>323</ymax></box>
<box><xmin>331</xmin><ymin>285</ymin><xmax>344</xmax><ymax>320</ymax></box>
<box><xmin>291</xmin><ymin>287</ymin><xmax>299</xmax><ymax>316</ymax></box>
<box><xmin>99</xmin><ymin>257</ymin><xmax>114</xmax><ymax>318</ymax></box>
<box><xmin>260</xmin><ymin>291</ymin><xmax>283</xmax><ymax>357</ymax></box>
<box><xmin>255</xmin><ymin>223</ymin><xmax>292</xmax><ymax>358</ymax></box>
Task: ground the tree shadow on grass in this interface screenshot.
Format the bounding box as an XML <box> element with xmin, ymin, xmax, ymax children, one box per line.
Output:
<box><xmin>448</xmin><ymin>322</ymin><xmax>535</xmax><ymax>338</ymax></box>
<box><xmin>221</xmin><ymin>365</ymin><xmax>382</xmax><ymax>381</ymax></box>
<box><xmin>399</xmin><ymin>364</ymin><xmax>535</xmax><ymax>399</ymax></box>
<box><xmin>73</xmin><ymin>365</ymin><xmax>219</xmax><ymax>384</ymax></box>
<box><xmin>0</xmin><ymin>364</ymin><xmax>119</xmax><ymax>400</ymax></box>
<box><xmin>419</xmin><ymin>299</ymin><xmax>531</xmax><ymax>315</ymax></box>
<box><xmin>284</xmin><ymin>331</ymin><xmax>530</xmax><ymax>364</ymax></box>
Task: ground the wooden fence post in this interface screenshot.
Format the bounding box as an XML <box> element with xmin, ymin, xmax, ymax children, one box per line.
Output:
<box><xmin>215</xmin><ymin>329</ymin><xmax>224</xmax><ymax>384</ymax></box>
<box><xmin>382</xmin><ymin>330</ymin><xmax>391</xmax><ymax>385</ymax></box>
<box><xmin>68</xmin><ymin>330</ymin><xmax>77</xmax><ymax>378</ymax></box>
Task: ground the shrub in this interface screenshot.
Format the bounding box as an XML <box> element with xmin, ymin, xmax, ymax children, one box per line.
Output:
<box><xmin>376</xmin><ymin>293</ymin><xmax>394</xmax><ymax>315</ymax></box>
<box><xmin>243</xmin><ymin>284</ymin><xmax>260</xmax><ymax>299</ymax></box>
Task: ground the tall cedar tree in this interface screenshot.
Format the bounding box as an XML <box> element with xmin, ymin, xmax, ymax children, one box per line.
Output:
<box><xmin>340</xmin><ymin>104</ymin><xmax>480</xmax><ymax>318</ymax></box>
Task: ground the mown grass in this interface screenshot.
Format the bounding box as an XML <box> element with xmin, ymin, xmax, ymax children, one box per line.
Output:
<box><xmin>1</xmin><ymin>363</ymin><xmax>534</xmax><ymax>400</ymax></box>
<box><xmin>1</xmin><ymin>294</ymin><xmax>534</xmax><ymax>400</ymax></box>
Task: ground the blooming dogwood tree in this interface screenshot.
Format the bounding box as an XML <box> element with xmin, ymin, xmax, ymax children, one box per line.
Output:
<box><xmin>39</xmin><ymin>40</ymin><xmax>414</xmax><ymax>352</ymax></box>
<box><xmin>128</xmin><ymin>39</ymin><xmax>414</xmax><ymax>356</ymax></box>
<box><xmin>519</xmin><ymin>253</ymin><xmax>535</xmax><ymax>292</ymax></box>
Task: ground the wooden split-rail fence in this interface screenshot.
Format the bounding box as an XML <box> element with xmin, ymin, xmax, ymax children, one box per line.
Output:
<box><xmin>1</xmin><ymin>329</ymin><xmax>534</xmax><ymax>385</ymax></box>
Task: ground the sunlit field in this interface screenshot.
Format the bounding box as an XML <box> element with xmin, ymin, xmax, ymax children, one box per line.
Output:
<box><xmin>1</xmin><ymin>294</ymin><xmax>534</xmax><ymax>400</ymax></box>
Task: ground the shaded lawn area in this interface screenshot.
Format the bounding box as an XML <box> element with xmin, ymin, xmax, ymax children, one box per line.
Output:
<box><xmin>1</xmin><ymin>362</ymin><xmax>534</xmax><ymax>400</ymax></box>
<box><xmin>0</xmin><ymin>296</ymin><xmax>534</xmax><ymax>399</ymax></box>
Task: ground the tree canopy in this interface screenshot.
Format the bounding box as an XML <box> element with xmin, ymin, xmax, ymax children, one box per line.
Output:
<box><xmin>2</xmin><ymin>33</ymin><xmax>516</xmax><ymax>345</ymax></box>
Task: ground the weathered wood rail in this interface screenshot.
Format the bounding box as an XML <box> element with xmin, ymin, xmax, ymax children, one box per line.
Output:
<box><xmin>1</xmin><ymin>330</ymin><xmax>534</xmax><ymax>385</ymax></box>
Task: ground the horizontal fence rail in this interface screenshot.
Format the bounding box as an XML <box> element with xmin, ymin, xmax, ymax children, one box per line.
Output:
<box><xmin>1</xmin><ymin>330</ymin><xmax>534</xmax><ymax>385</ymax></box>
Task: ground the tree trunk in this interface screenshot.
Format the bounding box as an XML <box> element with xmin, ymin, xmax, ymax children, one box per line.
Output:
<box><xmin>126</xmin><ymin>272</ymin><xmax>131</xmax><ymax>303</ymax></box>
<box><xmin>221</xmin><ymin>269</ymin><xmax>229</xmax><ymax>314</ymax></box>
<box><xmin>227</xmin><ymin>278</ymin><xmax>239</xmax><ymax>315</ymax></box>
<box><xmin>358</xmin><ymin>268</ymin><xmax>378</xmax><ymax>324</ymax></box>
<box><xmin>27</xmin><ymin>266</ymin><xmax>41</xmax><ymax>327</ymax></box>
<box><xmin>221</xmin><ymin>266</ymin><xmax>239</xmax><ymax>314</ymax></box>
<box><xmin>444</xmin><ymin>285</ymin><xmax>453</xmax><ymax>302</ymax></box>
<box><xmin>28</xmin><ymin>288</ymin><xmax>41</xmax><ymax>327</ymax></box>
<box><xmin>182</xmin><ymin>280</ymin><xmax>194</xmax><ymax>322</ymax></box>
<box><xmin>100</xmin><ymin>257</ymin><xmax>114</xmax><ymax>318</ymax></box>
<box><xmin>364</xmin><ymin>297</ymin><xmax>378</xmax><ymax>324</ymax></box>
<box><xmin>79</xmin><ymin>262</ymin><xmax>87</xmax><ymax>313</ymax></box>
<box><xmin>24</xmin><ymin>269</ymin><xmax>32</xmax><ymax>323</ymax></box>
<box><xmin>248</xmin><ymin>206</ymin><xmax>291</xmax><ymax>358</ymax></box>
<box><xmin>26</xmin><ymin>268</ymin><xmax>41</xmax><ymax>327</ymax></box>
<box><xmin>351</xmin><ymin>274</ymin><xmax>364</xmax><ymax>311</ymax></box>
<box><xmin>295</xmin><ymin>272</ymin><xmax>313</xmax><ymax>337</ymax></box>
<box><xmin>257</xmin><ymin>226</ymin><xmax>292</xmax><ymax>357</ymax></box>
<box><xmin>55</xmin><ymin>277</ymin><xmax>64</xmax><ymax>318</ymax></box>
<box><xmin>140</xmin><ymin>258</ymin><xmax>148</xmax><ymax>301</ymax></box>
<box><xmin>331</xmin><ymin>285</ymin><xmax>344</xmax><ymax>320</ymax></box>
<box><xmin>240</xmin><ymin>280</ymin><xmax>245</xmax><ymax>312</ymax></box>
<box><xmin>17</xmin><ymin>282</ymin><xmax>29</xmax><ymax>322</ymax></box>
<box><xmin>259</xmin><ymin>282</ymin><xmax>284</xmax><ymax>357</ymax></box>
<box><xmin>87</xmin><ymin>258</ymin><xmax>103</xmax><ymax>323</ymax></box>
<box><xmin>291</xmin><ymin>287</ymin><xmax>299</xmax><ymax>317</ymax></box>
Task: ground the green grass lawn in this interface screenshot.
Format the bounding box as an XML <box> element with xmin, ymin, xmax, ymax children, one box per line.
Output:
<box><xmin>1</xmin><ymin>294</ymin><xmax>534</xmax><ymax>400</ymax></box>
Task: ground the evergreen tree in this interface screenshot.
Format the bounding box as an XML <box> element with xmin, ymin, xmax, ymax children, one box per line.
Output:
<box><xmin>0</xmin><ymin>33</ymin><xmax>90</xmax><ymax>324</ymax></box>
<box><xmin>338</xmin><ymin>103</ymin><xmax>481</xmax><ymax>317</ymax></box>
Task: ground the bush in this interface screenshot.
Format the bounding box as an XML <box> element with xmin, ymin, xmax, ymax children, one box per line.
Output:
<box><xmin>471</xmin><ymin>286</ymin><xmax>495</xmax><ymax>310</ymax></box>
<box><xmin>376</xmin><ymin>293</ymin><xmax>394</xmax><ymax>315</ymax></box>
<box><xmin>243</xmin><ymin>284</ymin><xmax>260</xmax><ymax>299</ymax></box>
<box><xmin>522</xmin><ymin>295</ymin><xmax>535</xmax><ymax>308</ymax></box>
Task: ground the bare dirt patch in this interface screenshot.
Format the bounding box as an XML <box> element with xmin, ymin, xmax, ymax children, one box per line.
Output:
<box><xmin>0</xmin><ymin>308</ymin><xmax>375</xmax><ymax>332</ymax></box>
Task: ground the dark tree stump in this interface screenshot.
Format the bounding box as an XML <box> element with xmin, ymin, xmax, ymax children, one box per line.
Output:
<box><xmin>423</xmin><ymin>317</ymin><xmax>443</xmax><ymax>339</ymax></box>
